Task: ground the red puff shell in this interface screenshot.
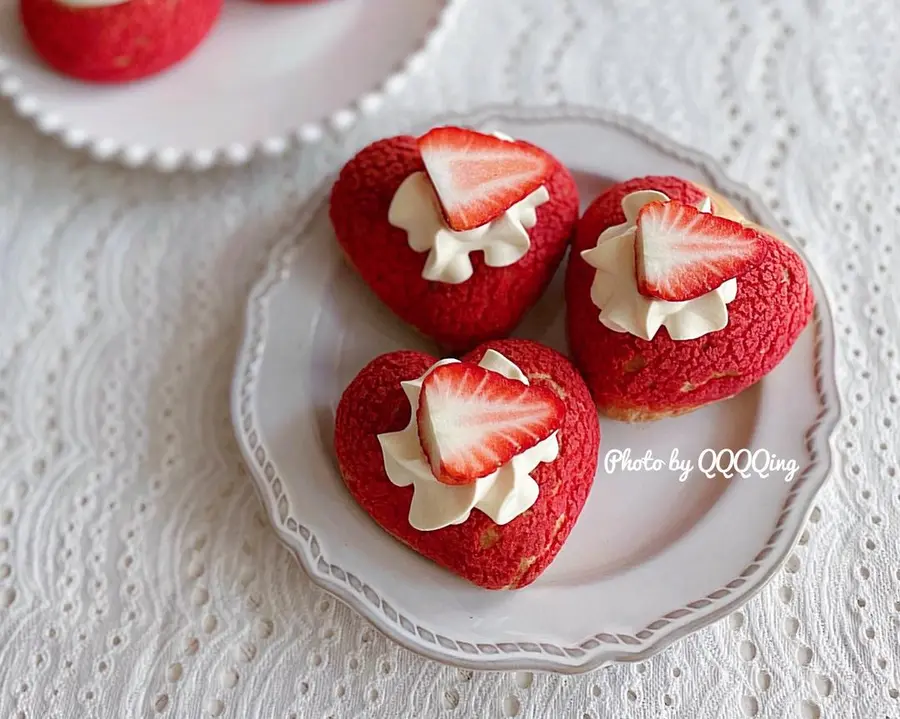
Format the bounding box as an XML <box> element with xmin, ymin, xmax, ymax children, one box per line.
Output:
<box><xmin>334</xmin><ymin>339</ymin><xmax>600</xmax><ymax>589</ymax></box>
<box><xmin>21</xmin><ymin>0</ymin><xmax>222</xmax><ymax>83</ymax></box>
<box><xmin>566</xmin><ymin>176</ymin><xmax>814</xmax><ymax>420</ymax></box>
<box><xmin>330</xmin><ymin>136</ymin><xmax>580</xmax><ymax>352</ymax></box>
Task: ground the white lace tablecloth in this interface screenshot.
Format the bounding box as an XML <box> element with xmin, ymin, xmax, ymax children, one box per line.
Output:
<box><xmin>0</xmin><ymin>1</ymin><xmax>897</xmax><ymax>717</ymax></box>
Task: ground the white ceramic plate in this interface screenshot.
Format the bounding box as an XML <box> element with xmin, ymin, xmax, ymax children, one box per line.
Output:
<box><xmin>0</xmin><ymin>0</ymin><xmax>461</xmax><ymax>170</ymax></box>
<box><xmin>231</xmin><ymin>105</ymin><xmax>840</xmax><ymax>673</ymax></box>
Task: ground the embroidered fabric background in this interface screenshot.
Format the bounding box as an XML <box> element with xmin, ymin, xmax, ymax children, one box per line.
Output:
<box><xmin>0</xmin><ymin>1</ymin><xmax>895</xmax><ymax>716</ymax></box>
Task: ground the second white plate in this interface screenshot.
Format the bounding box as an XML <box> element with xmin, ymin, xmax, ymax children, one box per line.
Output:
<box><xmin>0</xmin><ymin>0</ymin><xmax>461</xmax><ymax>169</ymax></box>
<box><xmin>232</xmin><ymin>105</ymin><xmax>840</xmax><ymax>673</ymax></box>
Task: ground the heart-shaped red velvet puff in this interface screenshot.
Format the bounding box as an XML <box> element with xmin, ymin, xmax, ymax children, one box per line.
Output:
<box><xmin>566</xmin><ymin>176</ymin><xmax>815</xmax><ymax>422</ymax></box>
<box><xmin>334</xmin><ymin>339</ymin><xmax>600</xmax><ymax>589</ymax></box>
<box><xmin>330</xmin><ymin>136</ymin><xmax>580</xmax><ymax>352</ymax></box>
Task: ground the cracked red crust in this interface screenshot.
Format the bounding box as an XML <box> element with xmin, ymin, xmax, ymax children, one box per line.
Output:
<box><xmin>330</xmin><ymin>136</ymin><xmax>580</xmax><ymax>353</ymax></box>
<box><xmin>20</xmin><ymin>0</ymin><xmax>221</xmax><ymax>83</ymax></box>
<box><xmin>334</xmin><ymin>339</ymin><xmax>600</xmax><ymax>589</ymax></box>
<box><xmin>565</xmin><ymin>176</ymin><xmax>815</xmax><ymax>421</ymax></box>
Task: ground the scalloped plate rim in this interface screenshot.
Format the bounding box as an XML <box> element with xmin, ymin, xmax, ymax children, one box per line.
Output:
<box><xmin>0</xmin><ymin>0</ymin><xmax>463</xmax><ymax>171</ymax></box>
<box><xmin>230</xmin><ymin>104</ymin><xmax>841</xmax><ymax>673</ymax></box>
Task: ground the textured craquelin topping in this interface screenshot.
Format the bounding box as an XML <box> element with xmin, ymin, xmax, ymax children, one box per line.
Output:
<box><xmin>334</xmin><ymin>339</ymin><xmax>599</xmax><ymax>590</ymax></box>
<box><xmin>329</xmin><ymin>136</ymin><xmax>580</xmax><ymax>352</ymax></box>
<box><xmin>566</xmin><ymin>176</ymin><xmax>814</xmax><ymax>418</ymax></box>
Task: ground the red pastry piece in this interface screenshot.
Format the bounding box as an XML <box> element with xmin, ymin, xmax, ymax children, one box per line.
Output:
<box><xmin>334</xmin><ymin>339</ymin><xmax>600</xmax><ymax>590</ymax></box>
<box><xmin>20</xmin><ymin>0</ymin><xmax>222</xmax><ymax>83</ymax></box>
<box><xmin>417</xmin><ymin>361</ymin><xmax>565</xmax><ymax>486</ymax></box>
<box><xmin>566</xmin><ymin>176</ymin><xmax>814</xmax><ymax>422</ymax></box>
<box><xmin>329</xmin><ymin>134</ymin><xmax>580</xmax><ymax>352</ymax></box>
<box><xmin>418</xmin><ymin>127</ymin><xmax>554</xmax><ymax>231</ymax></box>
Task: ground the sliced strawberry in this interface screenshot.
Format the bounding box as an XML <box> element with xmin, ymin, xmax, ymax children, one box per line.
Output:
<box><xmin>416</xmin><ymin>362</ymin><xmax>565</xmax><ymax>485</ymax></box>
<box><xmin>417</xmin><ymin>126</ymin><xmax>552</xmax><ymax>232</ymax></box>
<box><xmin>635</xmin><ymin>200</ymin><xmax>769</xmax><ymax>302</ymax></box>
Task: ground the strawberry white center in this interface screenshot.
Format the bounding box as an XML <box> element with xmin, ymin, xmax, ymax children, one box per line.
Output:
<box><xmin>419</xmin><ymin>389</ymin><xmax>518</xmax><ymax>480</ymax></box>
<box><xmin>417</xmin><ymin>127</ymin><xmax>552</xmax><ymax>232</ymax></box>
<box><xmin>635</xmin><ymin>200</ymin><xmax>766</xmax><ymax>302</ymax></box>
<box><xmin>416</xmin><ymin>362</ymin><xmax>563</xmax><ymax>485</ymax></box>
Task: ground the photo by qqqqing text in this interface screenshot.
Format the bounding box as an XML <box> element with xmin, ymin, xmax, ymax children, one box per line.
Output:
<box><xmin>604</xmin><ymin>448</ymin><xmax>800</xmax><ymax>483</ymax></box>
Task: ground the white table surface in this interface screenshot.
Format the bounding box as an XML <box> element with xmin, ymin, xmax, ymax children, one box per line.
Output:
<box><xmin>0</xmin><ymin>1</ymin><xmax>896</xmax><ymax>717</ymax></box>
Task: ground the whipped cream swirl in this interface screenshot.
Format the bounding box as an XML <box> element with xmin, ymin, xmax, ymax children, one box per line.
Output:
<box><xmin>580</xmin><ymin>190</ymin><xmax>737</xmax><ymax>341</ymax></box>
<box><xmin>388</xmin><ymin>134</ymin><xmax>550</xmax><ymax>285</ymax></box>
<box><xmin>377</xmin><ymin>350</ymin><xmax>559</xmax><ymax>532</ymax></box>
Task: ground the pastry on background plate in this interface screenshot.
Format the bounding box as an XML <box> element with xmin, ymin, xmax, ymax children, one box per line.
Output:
<box><xmin>334</xmin><ymin>339</ymin><xmax>600</xmax><ymax>589</ymax></box>
<box><xmin>566</xmin><ymin>176</ymin><xmax>814</xmax><ymax>422</ymax></box>
<box><xmin>330</xmin><ymin>127</ymin><xmax>580</xmax><ymax>352</ymax></box>
<box><xmin>20</xmin><ymin>0</ymin><xmax>222</xmax><ymax>83</ymax></box>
